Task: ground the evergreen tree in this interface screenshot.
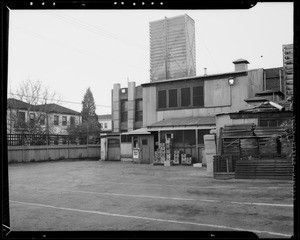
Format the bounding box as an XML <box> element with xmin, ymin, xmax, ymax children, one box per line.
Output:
<box><xmin>81</xmin><ymin>87</ymin><xmax>98</xmax><ymax>123</ymax></box>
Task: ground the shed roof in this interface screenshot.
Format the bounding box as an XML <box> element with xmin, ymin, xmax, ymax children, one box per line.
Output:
<box><xmin>244</xmin><ymin>96</ymin><xmax>268</xmax><ymax>102</ymax></box>
<box><xmin>121</xmin><ymin>128</ymin><xmax>151</xmax><ymax>135</ymax></box>
<box><xmin>148</xmin><ymin>116</ymin><xmax>216</xmax><ymax>128</ymax></box>
<box><xmin>232</xmin><ymin>58</ymin><xmax>250</xmax><ymax>64</ymax></box>
<box><xmin>98</xmin><ymin>114</ymin><xmax>112</xmax><ymax>120</ymax></box>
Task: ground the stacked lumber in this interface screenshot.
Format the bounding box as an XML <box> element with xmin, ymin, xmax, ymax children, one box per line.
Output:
<box><xmin>222</xmin><ymin>124</ymin><xmax>255</xmax><ymax>138</ymax></box>
<box><xmin>258</xmin><ymin>137</ymin><xmax>277</xmax><ymax>156</ymax></box>
<box><xmin>235</xmin><ymin>159</ymin><xmax>293</xmax><ymax>180</ymax></box>
<box><xmin>223</xmin><ymin>138</ymin><xmax>240</xmax><ymax>155</ymax></box>
<box><xmin>254</xmin><ymin>126</ymin><xmax>287</xmax><ymax>137</ymax></box>
<box><xmin>240</xmin><ymin>138</ymin><xmax>259</xmax><ymax>157</ymax></box>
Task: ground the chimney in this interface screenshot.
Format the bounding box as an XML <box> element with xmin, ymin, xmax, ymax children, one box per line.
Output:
<box><xmin>204</xmin><ymin>68</ymin><xmax>207</xmax><ymax>76</ymax></box>
<box><xmin>232</xmin><ymin>59</ymin><xmax>249</xmax><ymax>71</ymax></box>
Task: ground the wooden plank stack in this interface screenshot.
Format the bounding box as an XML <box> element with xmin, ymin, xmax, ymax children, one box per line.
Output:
<box><xmin>240</xmin><ymin>138</ymin><xmax>259</xmax><ymax>157</ymax></box>
<box><xmin>235</xmin><ymin>158</ymin><xmax>293</xmax><ymax>180</ymax></box>
<box><xmin>258</xmin><ymin>137</ymin><xmax>277</xmax><ymax>156</ymax></box>
<box><xmin>222</xmin><ymin>124</ymin><xmax>255</xmax><ymax>138</ymax></box>
<box><xmin>254</xmin><ymin>126</ymin><xmax>287</xmax><ymax>137</ymax></box>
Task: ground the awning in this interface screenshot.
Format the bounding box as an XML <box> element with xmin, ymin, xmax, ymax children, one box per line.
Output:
<box><xmin>121</xmin><ymin>128</ymin><xmax>151</xmax><ymax>135</ymax></box>
<box><xmin>147</xmin><ymin>116</ymin><xmax>216</xmax><ymax>131</ymax></box>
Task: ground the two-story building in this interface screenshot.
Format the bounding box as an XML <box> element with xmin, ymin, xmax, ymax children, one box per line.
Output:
<box><xmin>7</xmin><ymin>98</ymin><xmax>82</xmax><ymax>135</ymax></box>
<box><xmin>101</xmin><ymin>56</ymin><xmax>291</xmax><ymax>165</ymax></box>
<box><xmin>98</xmin><ymin>114</ymin><xmax>112</xmax><ymax>133</ymax></box>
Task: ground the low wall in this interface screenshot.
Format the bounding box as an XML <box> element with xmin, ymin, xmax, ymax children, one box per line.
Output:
<box><xmin>7</xmin><ymin>144</ymin><xmax>100</xmax><ymax>163</ymax></box>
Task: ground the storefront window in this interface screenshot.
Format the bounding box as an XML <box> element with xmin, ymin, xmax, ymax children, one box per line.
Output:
<box><xmin>185</xmin><ymin>130</ymin><xmax>196</xmax><ymax>145</ymax></box>
<box><xmin>197</xmin><ymin>129</ymin><xmax>211</xmax><ymax>144</ymax></box>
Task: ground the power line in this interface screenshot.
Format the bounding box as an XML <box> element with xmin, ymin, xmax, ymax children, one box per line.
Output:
<box><xmin>45</xmin><ymin>11</ymin><xmax>148</xmax><ymax>51</ymax></box>
<box><xmin>11</xmin><ymin>24</ymin><xmax>149</xmax><ymax>73</ymax></box>
<box><xmin>8</xmin><ymin>92</ymin><xmax>111</xmax><ymax>108</ymax></box>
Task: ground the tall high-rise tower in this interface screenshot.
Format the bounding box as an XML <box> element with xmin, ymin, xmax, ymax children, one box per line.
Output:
<box><xmin>149</xmin><ymin>14</ymin><xmax>196</xmax><ymax>82</ymax></box>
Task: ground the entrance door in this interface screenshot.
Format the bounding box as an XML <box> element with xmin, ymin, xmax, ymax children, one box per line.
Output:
<box><xmin>107</xmin><ymin>138</ymin><xmax>120</xmax><ymax>161</ymax></box>
<box><xmin>140</xmin><ymin>136</ymin><xmax>150</xmax><ymax>164</ymax></box>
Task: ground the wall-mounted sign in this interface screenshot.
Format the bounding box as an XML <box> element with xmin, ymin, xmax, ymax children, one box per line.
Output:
<box><xmin>133</xmin><ymin>148</ymin><xmax>139</xmax><ymax>159</ymax></box>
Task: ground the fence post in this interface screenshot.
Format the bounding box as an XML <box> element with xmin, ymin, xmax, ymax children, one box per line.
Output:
<box><xmin>67</xmin><ymin>135</ymin><xmax>70</xmax><ymax>160</ymax></box>
<box><xmin>46</xmin><ymin>134</ymin><xmax>49</xmax><ymax>160</ymax></box>
<box><xmin>87</xmin><ymin>135</ymin><xmax>89</xmax><ymax>158</ymax></box>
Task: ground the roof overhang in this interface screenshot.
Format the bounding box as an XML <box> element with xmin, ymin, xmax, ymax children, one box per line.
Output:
<box><xmin>147</xmin><ymin>125</ymin><xmax>215</xmax><ymax>132</ymax></box>
<box><xmin>121</xmin><ymin>128</ymin><xmax>151</xmax><ymax>135</ymax></box>
<box><xmin>147</xmin><ymin>117</ymin><xmax>216</xmax><ymax>131</ymax></box>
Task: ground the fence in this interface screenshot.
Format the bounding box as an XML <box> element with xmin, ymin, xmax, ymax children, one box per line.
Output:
<box><xmin>7</xmin><ymin>134</ymin><xmax>101</xmax><ymax>163</ymax></box>
<box><xmin>7</xmin><ymin>134</ymin><xmax>100</xmax><ymax>146</ymax></box>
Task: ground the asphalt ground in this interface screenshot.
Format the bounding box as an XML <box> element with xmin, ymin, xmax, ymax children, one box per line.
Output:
<box><xmin>8</xmin><ymin>159</ymin><xmax>294</xmax><ymax>238</ymax></box>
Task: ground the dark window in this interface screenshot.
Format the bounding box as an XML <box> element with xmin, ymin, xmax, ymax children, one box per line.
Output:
<box><xmin>269</xmin><ymin>120</ymin><xmax>277</xmax><ymax>127</ymax></box>
<box><xmin>17</xmin><ymin>111</ymin><xmax>25</xmax><ymax>122</ymax></box>
<box><xmin>142</xmin><ymin>139</ymin><xmax>148</xmax><ymax>145</ymax></box>
<box><xmin>193</xmin><ymin>86</ymin><xmax>204</xmax><ymax>107</ymax></box>
<box><xmin>121</xmin><ymin>100</ymin><xmax>128</xmax><ymax>123</ymax></box>
<box><xmin>29</xmin><ymin>113</ymin><xmax>35</xmax><ymax>124</ymax></box>
<box><xmin>54</xmin><ymin>115</ymin><xmax>59</xmax><ymax>125</ymax></box>
<box><xmin>174</xmin><ymin>131</ymin><xmax>184</xmax><ymax>143</ymax></box>
<box><xmin>16</xmin><ymin>111</ymin><xmax>26</xmax><ymax>128</ymax></box>
<box><xmin>181</xmin><ymin>88</ymin><xmax>191</xmax><ymax>107</ymax></box>
<box><xmin>104</xmin><ymin>123</ymin><xmax>108</xmax><ymax>128</ymax></box>
<box><xmin>121</xmin><ymin>135</ymin><xmax>132</xmax><ymax>143</ymax></box>
<box><xmin>260</xmin><ymin>120</ymin><xmax>268</xmax><ymax>126</ymax></box>
<box><xmin>197</xmin><ymin>129</ymin><xmax>211</xmax><ymax>144</ymax></box>
<box><xmin>121</xmin><ymin>112</ymin><xmax>128</xmax><ymax>123</ymax></box>
<box><xmin>135</xmin><ymin>99</ymin><xmax>143</xmax><ymax>122</ymax></box>
<box><xmin>62</xmin><ymin>116</ymin><xmax>67</xmax><ymax>126</ymax></box>
<box><xmin>184</xmin><ymin>130</ymin><xmax>196</xmax><ymax>145</ymax></box>
<box><xmin>158</xmin><ymin>90</ymin><xmax>167</xmax><ymax>109</ymax></box>
<box><xmin>39</xmin><ymin>115</ymin><xmax>45</xmax><ymax>125</ymax></box>
<box><xmin>70</xmin><ymin>116</ymin><xmax>75</xmax><ymax>127</ymax></box>
<box><xmin>169</xmin><ymin>89</ymin><xmax>178</xmax><ymax>108</ymax></box>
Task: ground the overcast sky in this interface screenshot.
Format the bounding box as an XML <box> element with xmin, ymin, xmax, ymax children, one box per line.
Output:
<box><xmin>7</xmin><ymin>2</ymin><xmax>293</xmax><ymax>115</ymax></box>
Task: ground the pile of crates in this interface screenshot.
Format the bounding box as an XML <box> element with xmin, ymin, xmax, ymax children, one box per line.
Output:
<box><xmin>181</xmin><ymin>153</ymin><xmax>192</xmax><ymax>165</ymax></box>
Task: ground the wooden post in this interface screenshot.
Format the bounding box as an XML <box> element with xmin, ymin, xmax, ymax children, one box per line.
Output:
<box><xmin>195</xmin><ymin>128</ymin><xmax>199</xmax><ymax>163</ymax></box>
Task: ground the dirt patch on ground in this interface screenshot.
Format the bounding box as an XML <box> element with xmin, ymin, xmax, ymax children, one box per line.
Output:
<box><xmin>146</xmin><ymin>204</ymin><xmax>216</xmax><ymax>218</ymax></box>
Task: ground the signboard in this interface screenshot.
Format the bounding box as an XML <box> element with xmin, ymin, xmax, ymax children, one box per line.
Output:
<box><xmin>133</xmin><ymin>148</ymin><xmax>139</xmax><ymax>159</ymax></box>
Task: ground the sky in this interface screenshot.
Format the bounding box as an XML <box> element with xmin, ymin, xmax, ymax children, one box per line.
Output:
<box><xmin>7</xmin><ymin>2</ymin><xmax>293</xmax><ymax>115</ymax></box>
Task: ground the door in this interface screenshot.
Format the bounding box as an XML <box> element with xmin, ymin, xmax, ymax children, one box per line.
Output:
<box><xmin>107</xmin><ymin>138</ymin><xmax>120</xmax><ymax>161</ymax></box>
<box><xmin>140</xmin><ymin>136</ymin><xmax>150</xmax><ymax>164</ymax></box>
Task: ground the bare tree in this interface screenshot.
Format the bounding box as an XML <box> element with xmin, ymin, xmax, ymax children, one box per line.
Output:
<box><xmin>7</xmin><ymin>79</ymin><xmax>62</xmax><ymax>134</ymax></box>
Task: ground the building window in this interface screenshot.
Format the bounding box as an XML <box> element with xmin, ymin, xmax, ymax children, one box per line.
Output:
<box><xmin>104</xmin><ymin>123</ymin><xmax>108</xmax><ymax>128</ymax></box>
<box><xmin>16</xmin><ymin>111</ymin><xmax>26</xmax><ymax>128</ymax></box>
<box><xmin>121</xmin><ymin>135</ymin><xmax>132</xmax><ymax>143</ymax></box>
<box><xmin>169</xmin><ymin>89</ymin><xmax>178</xmax><ymax>108</ymax></box>
<box><xmin>197</xmin><ymin>129</ymin><xmax>211</xmax><ymax>144</ymax></box>
<box><xmin>121</xmin><ymin>100</ymin><xmax>128</xmax><ymax>123</ymax></box>
<box><xmin>181</xmin><ymin>88</ymin><xmax>191</xmax><ymax>107</ymax></box>
<box><xmin>29</xmin><ymin>113</ymin><xmax>35</xmax><ymax>123</ymax></box>
<box><xmin>135</xmin><ymin>99</ymin><xmax>143</xmax><ymax>122</ymax></box>
<box><xmin>142</xmin><ymin>139</ymin><xmax>148</xmax><ymax>145</ymax></box>
<box><xmin>193</xmin><ymin>86</ymin><xmax>204</xmax><ymax>107</ymax></box>
<box><xmin>62</xmin><ymin>116</ymin><xmax>67</xmax><ymax>126</ymax></box>
<box><xmin>70</xmin><ymin>116</ymin><xmax>75</xmax><ymax>127</ymax></box>
<box><xmin>54</xmin><ymin>115</ymin><xmax>59</xmax><ymax>125</ymax></box>
<box><xmin>39</xmin><ymin>114</ymin><xmax>45</xmax><ymax>125</ymax></box>
<box><xmin>158</xmin><ymin>90</ymin><xmax>167</xmax><ymax>109</ymax></box>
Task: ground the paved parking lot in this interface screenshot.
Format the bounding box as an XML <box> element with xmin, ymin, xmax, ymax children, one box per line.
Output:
<box><xmin>8</xmin><ymin>159</ymin><xmax>293</xmax><ymax>238</ymax></box>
